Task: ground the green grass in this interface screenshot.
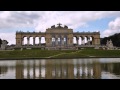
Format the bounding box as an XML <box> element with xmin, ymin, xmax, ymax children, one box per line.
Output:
<box><xmin>0</xmin><ymin>49</ymin><xmax>120</xmax><ymax>59</ymax></box>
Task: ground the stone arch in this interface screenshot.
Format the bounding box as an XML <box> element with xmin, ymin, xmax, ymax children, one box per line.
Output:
<box><xmin>89</xmin><ymin>36</ymin><xmax>94</xmax><ymax>45</ymax></box>
<box><xmin>79</xmin><ymin>36</ymin><xmax>84</xmax><ymax>45</ymax></box>
<box><xmin>41</xmin><ymin>36</ymin><xmax>46</xmax><ymax>44</ymax></box>
<box><xmin>57</xmin><ymin>35</ymin><xmax>62</xmax><ymax>46</ymax></box>
<box><xmin>29</xmin><ymin>36</ymin><xmax>33</xmax><ymax>45</ymax></box>
<box><xmin>78</xmin><ymin>36</ymin><xmax>83</xmax><ymax>45</ymax></box>
<box><xmin>63</xmin><ymin>35</ymin><xmax>67</xmax><ymax>46</ymax></box>
<box><xmin>35</xmin><ymin>36</ymin><xmax>39</xmax><ymax>45</ymax></box>
<box><xmin>84</xmin><ymin>36</ymin><xmax>89</xmax><ymax>45</ymax></box>
<box><xmin>51</xmin><ymin>35</ymin><xmax>56</xmax><ymax>47</ymax></box>
<box><xmin>23</xmin><ymin>36</ymin><xmax>27</xmax><ymax>45</ymax></box>
<box><xmin>73</xmin><ymin>36</ymin><xmax>78</xmax><ymax>44</ymax></box>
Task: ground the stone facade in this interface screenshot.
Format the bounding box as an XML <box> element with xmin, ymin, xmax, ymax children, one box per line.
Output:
<box><xmin>16</xmin><ymin>23</ymin><xmax>100</xmax><ymax>50</ymax></box>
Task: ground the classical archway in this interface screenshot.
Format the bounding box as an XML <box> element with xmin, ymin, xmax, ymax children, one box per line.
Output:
<box><xmin>35</xmin><ymin>37</ymin><xmax>39</xmax><ymax>45</ymax></box>
<box><xmin>29</xmin><ymin>37</ymin><xmax>33</xmax><ymax>45</ymax></box>
<box><xmin>23</xmin><ymin>37</ymin><xmax>27</xmax><ymax>45</ymax></box>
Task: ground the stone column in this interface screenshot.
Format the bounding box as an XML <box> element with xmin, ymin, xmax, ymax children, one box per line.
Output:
<box><xmin>87</xmin><ymin>38</ymin><xmax>90</xmax><ymax>45</ymax></box>
<box><xmin>77</xmin><ymin>38</ymin><xmax>79</xmax><ymax>45</ymax></box>
<box><xmin>22</xmin><ymin>38</ymin><xmax>24</xmax><ymax>45</ymax></box>
<box><xmin>82</xmin><ymin>39</ymin><xmax>85</xmax><ymax>45</ymax></box>
<box><xmin>55</xmin><ymin>38</ymin><xmax>58</xmax><ymax>46</ymax></box>
<box><xmin>33</xmin><ymin>37</ymin><xmax>35</xmax><ymax>46</ymax></box>
<box><xmin>59</xmin><ymin>37</ymin><xmax>61</xmax><ymax>46</ymax></box>
<box><xmin>94</xmin><ymin>38</ymin><xmax>100</xmax><ymax>45</ymax></box>
<box><xmin>65</xmin><ymin>37</ymin><xmax>69</xmax><ymax>46</ymax></box>
<box><xmin>62</xmin><ymin>38</ymin><xmax>64</xmax><ymax>46</ymax></box>
<box><xmin>27</xmin><ymin>37</ymin><xmax>29</xmax><ymax>45</ymax></box>
<box><xmin>50</xmin><ymin>38</ymin><xmax>52</xmax><ymax>47</ymax></box>
<box><xmin>39</xmin><ymin>37</ymin><xmax>41</xmax><ymax>46</ymax></box>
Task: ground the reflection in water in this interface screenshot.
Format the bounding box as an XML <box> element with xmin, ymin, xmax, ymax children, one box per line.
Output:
<box><xmin>0</xmin><ymin>58</ymin><xmax>120</xmax><ymax>79</ymax></box>
<box><xmin>0</xmin><ymin>66</ymin><xmax>8</xmax><ymax>75</ymax></box>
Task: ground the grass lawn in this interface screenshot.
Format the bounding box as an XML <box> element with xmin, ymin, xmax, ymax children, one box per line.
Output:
<box><xmin>0</xmin><ymin>48</ymin><xmax>120</xmax><ymax>59</ymax></box>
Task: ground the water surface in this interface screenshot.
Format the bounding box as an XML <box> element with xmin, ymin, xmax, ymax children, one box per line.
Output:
<box><xmin>0</xmin><ymin>58</ymin><xmax>120</xmax><ymax>79</ymax></box>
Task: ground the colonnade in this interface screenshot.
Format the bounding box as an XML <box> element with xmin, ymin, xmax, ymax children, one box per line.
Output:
<box><xmin>21</xmin><ymin>36</ymin><xmax>94</xmax><ymax>46</ymax></box>
<box><xmin>73</xmin><ymin>36</ymin><xmax>93</xmax><ymax>45</ymax></box>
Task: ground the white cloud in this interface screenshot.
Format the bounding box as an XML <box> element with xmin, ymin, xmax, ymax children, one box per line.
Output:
<box><xmin>102</xmin><ymin>17</ymin><xmax>120</xmax><ymax>37</ymax></box>
<box><xmin>1</xmin><ymin>11</ymin><xmax>120</xmax><ymax>44</ymax></box>
<box><xmin>0</xmin><ymin>32</ymin><xmax>15</xmax><ymax>45</ymax></box>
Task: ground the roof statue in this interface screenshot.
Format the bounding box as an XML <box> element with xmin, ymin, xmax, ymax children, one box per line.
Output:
<box><xmin>57</xmin><ymin>23</ymin><xmax>62</xmax><ymax>28</ymax></box>
<box><xmin>64</xmin><ymin>25</ymin><xmax>68</xmax><ymax>29</ymax></box>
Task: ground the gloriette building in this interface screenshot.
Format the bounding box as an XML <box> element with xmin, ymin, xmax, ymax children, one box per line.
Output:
<box><xmin>16</xmin><ymin>23</ymin><xmax>100</xmax><ymax>50</ymax></box>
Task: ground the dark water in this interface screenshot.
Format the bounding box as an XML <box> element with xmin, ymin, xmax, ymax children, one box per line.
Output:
<box><xmin>0</xmin><ymin>58</ymin><xmax>120</xmax><ymax>79</ymax></box>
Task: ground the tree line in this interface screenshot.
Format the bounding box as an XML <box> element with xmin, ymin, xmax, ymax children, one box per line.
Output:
<box><xmin>0</xmin><ymin>38</ymin><xmax>8</xmax><ymax>47</ymax></box>
<box><xmin>0</xmin><ymin>38</ymin><xmax>2</xmax><ymax>47</ymax></box>
<box><xmin>101</xmin><ymin>33</ymin><xmax>120</xmax><ymax>47</ymax></box>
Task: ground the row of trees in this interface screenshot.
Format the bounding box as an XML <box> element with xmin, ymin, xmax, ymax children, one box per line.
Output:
<box><xmin>0</xmin><ymin>38</ymin><xmax>2</xmax><ymax>47</ymax></box>
<box><xmin>101</xmin><ymin>33</ymin><xmax>120</xmax><ymax>47</ymax></box>
<box><xmin>0</xmin><ymin>38</ymin><xmax>9</xmax><ymax>47</ymax></box>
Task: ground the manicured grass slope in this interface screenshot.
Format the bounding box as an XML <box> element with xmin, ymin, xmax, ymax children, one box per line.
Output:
<box><xmin>0</xmin><ymin>49</ymin><xmax>120</xmax><ymax>59</ymax></box>
<box><xmin>0</xmin><ymin>49</ymin><xmax>76</xmax><ymax>59</ymax></box>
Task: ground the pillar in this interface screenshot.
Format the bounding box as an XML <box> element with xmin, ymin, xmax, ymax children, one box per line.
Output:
<box><xmin>33</xmin><ymin>37</ymin><xmax>35</xmax><ymax>46</ymax></box>
<box><xmin>88</xmin><ymin>38</ymin><xmax>90</xmax><ymax>45</ymax></box>
<box><xmin>65</xmin><ymin>37</ymin><xmax>68</xmax><ymax>46</ymax></box>
<box><xmin>51</xmin><ymin>37</ymin><xmax>52</xmax><ymax>47</ymax></box>
<box><xmin>39</xmin><ymin>37</ymin><xmax>41</xmax><ymax>46</ymax></box>
<box><xmin>77</xmin><ymin>38</ymin><xmax>79</xmax><ymax>45</ymax></box>
<box><xmin>82</xmin><ymin>38</ymin><xmax>85</xmax><ymax>45</ymax></box>
<box><xmin>22</xmin><ymin>38</ymin><xmax>24</xmax><ymax>45</ymax></box>
<box><xmin>94</xmin><ymin>38</ymin><xmax>100</xmax><ymax>45</ymax></box>
<box><xmin>55</xmin><ymin>38</ymin><xmax>58</xmax><ymax>46</ymax></box>
<box><xmin>64</xmin><ymin>37</ymin><xmax>69</xmax><ymax>46</ymax></box>
<box><xmin>62</xmin><ymin>38</ymin><xmax>64</xmax><ymax>46</ymax></box>
<box><xmin>27</xmin><ymin>37</ymin><xmax>29</xmax><ymax>45</ymax></box>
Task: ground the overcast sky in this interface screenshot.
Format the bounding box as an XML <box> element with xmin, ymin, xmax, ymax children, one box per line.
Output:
<box><xmin>0</xmin><ymin>11</ymin><xmax>120</xmax><ymax>45</ymax></box>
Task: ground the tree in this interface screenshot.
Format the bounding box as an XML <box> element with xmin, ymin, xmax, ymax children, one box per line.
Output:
<box><xmin>101</xmin><ymin>33</ymin><xmax>120</xmax><ymax>47</ymax></box>
<box><xmin>0</xmin><ymin>38</ymin><xmax>2</xmax><ymax>47</ymax></box>
<box><xmin>3</xmin><ymin>40</ymin><xmax>8</xmax><ymax>45</ymax></box>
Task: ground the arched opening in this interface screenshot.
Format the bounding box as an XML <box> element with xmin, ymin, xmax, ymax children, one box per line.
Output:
<box><xmin>89</xmin><ymin>36</ymin><xmax>94</xmax><ymax>45</ymax></box>
<box><xmin>64</xmin><ymin>36</ymin><xmax>67</xmax><ymax>46</ymax></box>
<box><xmin>58</xmin><ymin>36</ymin><xmax>61</xmax><ymax>46</ymax></box>
<box><xmin>35</xmin><ymin>37</ymin><xmax>39</xmax><ymax>46</ymax></box>
<box><xmin>41</xmin><ymin>37</ymin><xmax>45</xmax><ymax>45</ymax></box>
<box><xmin>52</xmin><ymin>37</ymin><xmax>55</xmax><ymax>47</ymax></box>
<box><xmin>79</xmin><ymin>36</ymin><xmax>83</xmax><ymax>45</ymax></box>
<box><xmin>23</xmin><ymin>37</ymin><xmax>27</xmax><ymax>45</ymax></box>
<box><xmin>29</xmin><ymin>37</ymin><xmax>33</xmax><ymax>45</ymax></box>
<box><xmin>73</xmin><ymin>36</ymin><xmax>77</xmax><ymax>44</ymax></box>
<box><xmin>84</xmin><ymin>36</ymin><xmax>89</xmax><ymax>45</ymax></box>
<box><xmin>81</xmin><ymin>37</ymin><xmax>85</xmax><ymax>45</ymax></box>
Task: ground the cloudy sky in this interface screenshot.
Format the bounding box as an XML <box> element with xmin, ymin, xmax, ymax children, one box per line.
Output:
<box><xmin>0</xmin><ymin>11</ymin><xmax>120</xmax><ymax>45</ymax></box>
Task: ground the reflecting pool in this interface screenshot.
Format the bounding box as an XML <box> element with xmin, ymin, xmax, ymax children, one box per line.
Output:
<box><xmin>0</xmin><ymin>58</ymin><xmax>120</xmax><ymax>79</ymax></box>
